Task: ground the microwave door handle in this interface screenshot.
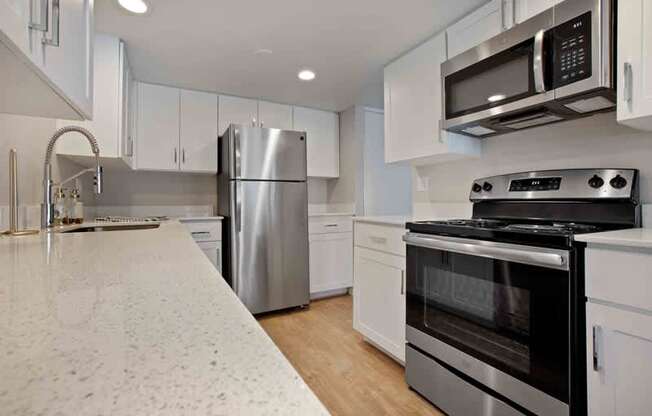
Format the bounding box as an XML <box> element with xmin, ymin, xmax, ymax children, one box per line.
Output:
<box><xmin>533</xmin><ymin>29</ymin><xmax>546</xmax><ymax>93</ymax></box>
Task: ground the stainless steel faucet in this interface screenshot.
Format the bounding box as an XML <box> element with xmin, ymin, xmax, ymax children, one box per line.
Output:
<box><xmin>42</xmin><ymin>126</ymin><xmax>104</xmax><ymax>228</ymax></box>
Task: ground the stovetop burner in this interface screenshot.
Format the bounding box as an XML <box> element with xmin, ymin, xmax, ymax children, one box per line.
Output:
<box><xmin>415</xmin><ymin>219</ymin><xmax>602</xmax><ymax>235</ymax></box>
<box><xmin>505</xmin><ymin>222</ymin><xmax>599</xmax><ymax>233</ymax></box>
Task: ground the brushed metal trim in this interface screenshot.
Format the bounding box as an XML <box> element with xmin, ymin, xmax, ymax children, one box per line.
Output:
<box><xmin>406</xmin><ymin>326</ymin><xmax>569</xmax><ymax>416</ymax></box>
<box><xmin>406</xmin><ymin>345</ymin><xmax>524</xmax><ymax>416</ymax></box>
<box><xmin>468</xmin><ymin>168</ymin><xmax>638</xmax><ymax>201</ymax></box>
<box><xmin>441</xmin><ymin>91</ymin><xmax>553</xmax><ymax>129</ymax></box>
<box><xmin>403</xmin><ymin>233</ymin><xmax>570</xmax><ymax>271</ymax></box>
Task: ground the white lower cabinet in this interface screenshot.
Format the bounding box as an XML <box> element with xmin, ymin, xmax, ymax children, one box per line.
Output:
<box><xmin>353</xmin><ymin>221</ymin><xmax>406</xmax><ymax>363</ymax></box>
<box><xmin>585</xmin><ymin>243</ymin><xmax>652</xmax><ymax>416</ymax></box>
<box><xmin>180</xmin><ymin>218</ymin><xmax>223</xmax><ymax>273</ymax></box>
<box><xmin>308</xmin><ymin>215</ymin><xmax>353</xmax><ymax>297</ymax></box>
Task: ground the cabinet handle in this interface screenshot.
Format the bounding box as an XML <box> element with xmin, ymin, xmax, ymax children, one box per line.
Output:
<box><xmin>42</xmin><ymin>0</ymin><xmax>60</xmax><ymax>47</ymax></box>
<box><xmin>324</xmin><ymin>224</ymin><xmax>338</xmax><ymax>228</ymax></box>
<box><xmin>182</xmin><ymin>148</ymin><xmax>186</xmax><ymax>164</ymax></box>
<box><xmin>624</xmin><ymin>62</ymin><xmax>633</xmax><ymax>104</ymax></box>
<box><xmin>400</xmin><ymin>270</ymin><xmax>405</xmax><ymax>295</ymax></box>
<box><xmin>174</xmin><ymin>148</ymin><xmax>177</xmax><ymax>164</ymax></box>
<box><xmin>29</xmin><ymin>0</ymin><xmax>49</xmax><ymax>31</ymax></box>
<box><xmin>592</xmin><ymin>325</ymin><xmax>602</xmax><ymax>371</ymax></box>
<box><xmin>369</xmin><ymin>236</ymin><xmax>387</xmax><ymax>245</ymax></box>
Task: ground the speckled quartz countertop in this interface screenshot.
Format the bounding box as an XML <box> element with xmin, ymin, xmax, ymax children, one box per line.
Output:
<box><xmin>0</xmin><ymin>221</ymin><xmax>328</xmax><ymax>415</ymax></box>
<box><xmin>575</xmin><ymin>228</ymin><xmax>652</xmax><ymax>249</ymax></box>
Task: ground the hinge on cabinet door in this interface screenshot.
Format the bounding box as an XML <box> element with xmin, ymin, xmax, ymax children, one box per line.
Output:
<box><xmin>592</xmin><ymin>325</ymin><xmax>602</xmax><ymax>371</ymax></box>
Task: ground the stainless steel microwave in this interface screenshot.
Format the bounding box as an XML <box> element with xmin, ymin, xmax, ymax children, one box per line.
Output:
<box><xmin>441</xmin><ymin>0</ymin><xmax>615</xmax><ymax>138</ymax></box>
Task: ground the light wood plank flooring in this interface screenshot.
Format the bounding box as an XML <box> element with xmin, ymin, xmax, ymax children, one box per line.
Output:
<box><xmin>257</xmin><ymin>295</ymin><xmax>443</xmax><ymax>416</ymax></box>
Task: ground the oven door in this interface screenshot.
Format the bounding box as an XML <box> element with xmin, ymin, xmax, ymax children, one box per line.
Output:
<box><xmin>404</xmin><ymin>233</ymin><xmax>570</xmax><ymax>415</ymax></box>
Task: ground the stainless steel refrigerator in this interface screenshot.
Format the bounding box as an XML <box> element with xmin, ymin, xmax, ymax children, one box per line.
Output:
<box><xmin>217</xmin><ymin>124</ymin><xmax>309</xmax><ymax>314</ymax></box>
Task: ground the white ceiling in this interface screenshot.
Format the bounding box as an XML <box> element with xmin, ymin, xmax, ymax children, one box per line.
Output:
<box><xmin>96</xmin><ymin>0</ymin><xmax>486</xmax><ymax>111</ymax></box>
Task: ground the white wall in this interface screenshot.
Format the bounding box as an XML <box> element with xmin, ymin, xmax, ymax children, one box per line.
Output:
<box><xmin>413</xmin><ymin>113</ymin><xmax>652</xmax><ymax>210</ymax></box>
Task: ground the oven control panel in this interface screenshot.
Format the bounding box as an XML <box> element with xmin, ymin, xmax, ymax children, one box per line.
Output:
<box><xmin>509</xmin><ymin>177</ymin><xmax>561</xmax><ymax>192</ymax></box>
<box><xmin>552</xmin><ymin>12</ymin><xmax>592</xmax><ymax>88</ymax></box>
<box><xmin>470</xmin><ymin>169</ymin><xmax>638</xmax><ymax>201</ymax></box>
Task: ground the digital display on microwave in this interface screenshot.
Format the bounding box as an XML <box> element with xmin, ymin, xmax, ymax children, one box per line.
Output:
<box><xmin>510</xmin><ymin>177</ymin><xmax>561</xmax><ymax>192</ymax></box>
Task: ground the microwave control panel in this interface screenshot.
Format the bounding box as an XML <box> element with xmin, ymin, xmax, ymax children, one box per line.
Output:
<box><xmin>552</xmin><ymin>11</ymin><xmax>592</xmax><ymax>88</ymax></box>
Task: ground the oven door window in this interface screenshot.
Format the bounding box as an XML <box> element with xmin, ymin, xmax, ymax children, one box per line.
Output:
<box><xmin>406</xmin><ymin>245</ymin><xmax>569</xmax><ymax>403</ymax></box>
<box><xmin>445</xmin><ymin>39</ymin><xmax>538</xmax><ymax>120</ymax></box>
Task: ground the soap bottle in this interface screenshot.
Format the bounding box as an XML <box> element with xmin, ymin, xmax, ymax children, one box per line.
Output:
<box><xmin>71</xmin><ymin>187</ymin><xmax>84</xmax><ymax>224</ymax></box>
<box><xmin>53</xmin><ymin>188</ymin><xmax>66</xmax><ymax>226</ymax></box>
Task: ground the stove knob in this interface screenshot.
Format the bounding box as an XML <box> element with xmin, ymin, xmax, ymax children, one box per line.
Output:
<box><xmin>472</xmin><ymin>183</ymin><xmax>482</xmax><ymax>193</ymax></box>
<box><xmin>483</xmin><ymin>182</ymin><xmax>493</xmax><ymax>192</ymax></box>
<box><xmin>610</xmin><ymin>174</ymin><xmax>628</xmax><ymax>189</ymax></box>
<box><xmin>588</xmin><ymin>175</ymin><xmax>604</xmax><ymax>189</ymax></box>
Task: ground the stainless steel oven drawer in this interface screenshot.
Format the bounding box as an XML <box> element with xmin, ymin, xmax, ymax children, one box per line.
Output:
<box><xmin>406</xmin><ymin>345</ymin><xmax>522</xmax><ymax>416</ymax></box>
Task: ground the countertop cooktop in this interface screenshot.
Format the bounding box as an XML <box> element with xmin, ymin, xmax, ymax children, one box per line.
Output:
<box><xmin>0</xmin><ymin>221</ymin><xmax>328</xmax><ymax>416</ymax></box>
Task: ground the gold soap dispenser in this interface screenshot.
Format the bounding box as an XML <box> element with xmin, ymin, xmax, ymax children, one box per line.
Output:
<box><xmin>1</xmin><ymin>149</ymin><xmax>38</xmax><ymax>236</ymax></box>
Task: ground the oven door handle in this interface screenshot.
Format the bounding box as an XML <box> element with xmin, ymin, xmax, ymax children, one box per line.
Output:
<box><xmin>403</xmin><ymin>233</ymin><xmax>569</xmax><ymax>271</ymax></box>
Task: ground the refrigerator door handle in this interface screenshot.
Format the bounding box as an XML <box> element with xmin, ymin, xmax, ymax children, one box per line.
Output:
<box><xmin>234</xmin><ymin>127</ymin><xmax>242</xmax><ymax>179</ymax></box>
<box><xmin>235</xmin><ymin>181</ymin><xmax>242</xmax><ymax>233</ymax></box>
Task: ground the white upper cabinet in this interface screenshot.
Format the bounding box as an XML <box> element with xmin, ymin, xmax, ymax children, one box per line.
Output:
<box><xmin>616</xmin><ymin>0</ymin><xmax>652</xmax><ymax>131</ymax></box>
<box><xmin>258</xmin><ymin>100</ymin><xmax>293</xmax><ymax>130</ymax></box>
<box><xmin>384</xmin><ymin>32</ymin><xmax>480</xmax><ymax>165</ymax></box>
<box><xmin>514</xmin><ymin>0</ymin><xmax>559</xmax><ymax>24</ymax></box>
<box><xmin>180</xmin><ymin>89</ymin><xmax>218</xmax><ymax>172</ymax></box>
<box><xmin>293</xmin><ymin>106</ymin><xmax>339</xmax><ymax>178</ymax></box>
<box><xmin>56</xmin><ymin>34</ymin><xmax>125</xmax><ymax>159</ymax></box>
<box><xmin>446</xmin><ymin>0</ymin><xmax>512</xmax><ymax>58</ymax></box>
<box><xmin>137</xmin><ymin>83</ymin><xmax>180</xmax><ymax>171</ymax></box>
<box><xmin>218</xmin><ymin>95</ymin><xmax>258</xmax><ymax>134</ymax></box>
<box><xmin>0</xmin><ymin>0</ymin><xmax>93</xmax><ymax>120</ymax></box>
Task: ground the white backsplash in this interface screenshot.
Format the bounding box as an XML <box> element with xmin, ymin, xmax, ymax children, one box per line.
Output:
<box><xmin>91</xmin><ymin>205</ymin><xmax>214</xmax><ymax>218</ymax></box>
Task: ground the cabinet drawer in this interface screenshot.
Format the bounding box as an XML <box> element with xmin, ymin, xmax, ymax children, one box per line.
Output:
<box><xmin>354</xmin><ymin>222</ymin><xmax>406</xmax><ymax>256</ymax></box>
<box><xmin>309</xmin><ymin>216</ymin><xmax>353</xmax><ymax>234</ymax></box>
<box><xmin>180</xmin><ymin>219</ymin><xmax>222</xmax><ymax>242</ymax></box>
<box><xmin>586</xmin><ymin>246</ymin><xmax>652</xmax><ymax>312</ymax></box>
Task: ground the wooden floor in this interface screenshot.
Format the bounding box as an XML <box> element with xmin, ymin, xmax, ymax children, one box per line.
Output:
<box><xmin>257</xmin><ymin>295</ymin><xmax>443</xmax><ymax>416</ymax></box>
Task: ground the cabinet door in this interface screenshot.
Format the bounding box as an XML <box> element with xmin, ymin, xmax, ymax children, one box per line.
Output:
<box><xmin>0</xmin><ymin>0</ymin><xmax>32</xmax><ymax>56</ymax></box>
<box><xmin>218</xmin><ymin>95</ymin><xmax>258</xmax><ymax>134</ymax></box>
<box><xmin>258</xmin><ymin>100</ymin><xmax>293</xmax><ymax>130</ymax></box>
<box><xmin>446</xmin><ymin>0</ymin><xmax>507</xmax><ymax>58</ymax></box>
<box><xmin>198</xmin><ymin>241</ymin><xmax>222</xmax><ymax>273</ymax></box>
<box><xmin>353</xmin><ymin>247</ymin><xmax>406</xmax><ymax>362</ymax></box>
<box><xmin>616</xmin><ymin>0</ymin><xmax>652</xmax><ymax>131</ymax></box>
<box><xmin>126</xmin><ymin>66</ymin><xmax>138</xmax><ymax>167</ymax></box>
<box><xmin>40</xmin><ymin>0</ymin><xmax>94</xmax><ymax>118</ymax></box>
<box><xmin>120</xmin><ymin>42</ymin><xmax>130</xmax><ymax>160</ymax></box>
<box><xmin>293</xmin><ymin>106</ymin><xmax>339</xmax><ymax>178</ymax></box>
<box><xmin>180</xmin><ymin>89</ymin><xmax>218</xmax><ymax>172</ymax></box>
<box><xmin>56</xmin><ymin>34</ymin><xmax>121</xmax><ymax>158</ymax></box>
<box><xmin>587</xmin><ymin>302</ymin><xmax>652</xmax><ymax>416</ymax></box>
<box><xmin>514</xmin><ymin>0</ymin><xmax>558</xmax><ymax>24</ymax></box>
<box><xmin>309</xmin><ymin>232</ymin><xmax>353</xmax><ymax>294</ymax></box>
<box><xmin>137</xmin><ymin>83</ymin><xmax>180</xmax><ymax>171</ymax></box>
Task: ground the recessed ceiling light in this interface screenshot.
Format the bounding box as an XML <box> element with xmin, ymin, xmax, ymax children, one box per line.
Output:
<box><xmin>118</xmin><ymin>0</ymin><xmax>149</xmax><ymax>14</ymax></box>
<box><xmin>254</xmin><ymin>49</ymin><xmax>273</xmax><ymax>55</ymax></box>
<box><xmin>487</xmin><ymin>94</ymin><xmax>507</xmax><ymax>102</ymax></box>
<box><xmin>298</xmin><ymin>69</ymin><xmax>316</xmax><ymax>81</ymax></box>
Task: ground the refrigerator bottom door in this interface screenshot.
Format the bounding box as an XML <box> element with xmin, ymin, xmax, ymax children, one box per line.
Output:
<box><xmin>232</xmin><ymin>180</ymin><xmax>309</xmax><ymax>314</ymax></box>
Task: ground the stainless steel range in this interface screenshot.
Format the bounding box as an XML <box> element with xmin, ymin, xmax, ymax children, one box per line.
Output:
<box><xmin>404</xmin><ymin>169</ymin><xmax>640</xmax><ymax>416</ymax></box>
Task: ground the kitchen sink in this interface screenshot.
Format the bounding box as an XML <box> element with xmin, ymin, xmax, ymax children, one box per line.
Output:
<box><xmin>60</xmin><ymin>224</ymin><xmax>160</xmax><ymax>233</ymax></box>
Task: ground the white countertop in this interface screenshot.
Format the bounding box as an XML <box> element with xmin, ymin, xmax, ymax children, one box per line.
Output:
<box><xmin>0</xmin><ymin>221</ymin><xmax>328</xmax><ymax>415</ymax></box>
<box><xmin>178</xmin><ymin>216</ymin><xmax>224</xmax><ymax>221</ymax></box>
<box><xmin>352</xmin><ymin>215</ymin><xmax>461</xmax><ymax>227</ymax></box>
<box><xmin>575</xmin><ymin>228</ymin><xmax>652</xmax><ymax>249</ymax></box>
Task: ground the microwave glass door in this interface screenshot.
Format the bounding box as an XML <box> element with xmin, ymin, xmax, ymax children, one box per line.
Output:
<box><xmin>445</xmin><ymin>39</ymin><xmax>537</xmax><ymax>120</ymax></box>
<box><xmin>406</xmin><ymin>244</ymin><xmax>569</xmax><ymax>404</ymax></box>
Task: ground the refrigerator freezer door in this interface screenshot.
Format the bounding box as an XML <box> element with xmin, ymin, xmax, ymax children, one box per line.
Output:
<box><xmin>231</xmin><ymin>180</ymin><xmax>309</xmax><ymax>314</ymax></box>
<box><xmin>229</xmin><ymin>125</ymin><xmax>307</xmax><ymax>181</ymax></box>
